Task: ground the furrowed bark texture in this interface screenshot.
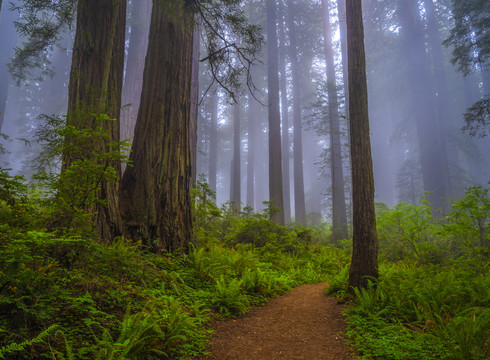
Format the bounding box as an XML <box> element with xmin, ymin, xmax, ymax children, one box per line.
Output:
<box><xmin>345</xmin><ymin>0</ymin><xmax>379</xmax><ymax>292</ymax></box>
<box><xmin>65</xmin><ymin>0</ymin><xmax>126</xmax><ymax>241</ymax></box>
<box><xmin>266</xmin><ymin>0</ymin><xmax>285</xmax><ymax>225</ymax></box>
<box><xmin>120</xmin><ymin>0</ymin><xmax>193</xmax><ymax>253</ymax></box>
<box><xmin>322</xmin><ymin>0</ymin><xmax>348</xmax><ymax>242</ymax></box>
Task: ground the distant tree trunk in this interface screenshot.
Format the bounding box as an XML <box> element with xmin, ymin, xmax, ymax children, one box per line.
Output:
<box><xmin>0</xmin><ymin>4</ymin><xmax>18</xmax><ymax>132</ymax></box>
<box><xmin>120</xmin><ymin>0</ymin><xmax>193</xmax><ymax>253</ymax></box>
<box><xmin>482</xmin><ymin>69</ymin><xmax>490</xmax><ymax>96</ymax></box>
<box><xmin>345</xmin><ymin>0</ymin><xmax>379</xmax><ymax>292</ymax></box>
<box><xmin>231</xmin><ymin>101</ymin><xmax>241</xmax><ymax>211</ymax></box>
<box><xmin>322</xmin><ymin>0</ymin><xmax>348</xmax><ymax>242</ymax></box>
<box><xmin>463</xmin><ymin>73</ymin><xmax>479</xmax><ymax>108</ymax></box>
<box><xmin>41</xmin><ymin>36</ymin><xmax>71</xmax><ymax>117</ymax></box>
<box><xmin>278</xmin><ymin>0</ymin><xmax>291</xmax><ymax>223</ymax></box>
<box><xmin>287</xmin><ymin>0</ymin><xmax>306</xmax><ymax>225</ymax></box>
<box><xmin>337</xmin><ymin>0</ymin><xmax>349</xmax><ymax>123</ymax></box>
<box><xmin>64</xmin><ymin>0</ymin><xmax>126</xmax><ymax>242</ymax></box>
<box><xmin>246</xmin><ymin>94</ymin><xmax>256</xmax><ymax>209</ymax></box>
<box><xmin>424</xmin><ymin>0</ymin><xmax>452</xmax><ymax>198</ymax></box>
<box><xmin>229</xmin><ymin>158</ymin><xmax>234</xmax><ymax>202</ymax></box>
<box><xmin>266</xmin><ymin>0</ymin><xmax>285</xmax><ymax>225</ymax></box>
<box><xmin>397</xmin><ymin>0</ymin><xmax>449</xmax><ymax>209</ymax></box>
<box><xmin>120</xmin><ymin>0</ymin><xmax>151</xmax><ymax>172</ymax></box>
<box><xmin>208</xmin><ymin>86</ymin><xmax>218</xmax><ymax>190</ymax></box>
<box><xmin>190</xmin><ymin>24</ymin><xmax>200</xmax><ymax>187</ymax></box>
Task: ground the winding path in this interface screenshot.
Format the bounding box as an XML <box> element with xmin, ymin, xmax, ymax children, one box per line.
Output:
<box><xmin>199</xmin><ymin>283</ymin><xmax>356</xmax><ymax>360</ymax></box>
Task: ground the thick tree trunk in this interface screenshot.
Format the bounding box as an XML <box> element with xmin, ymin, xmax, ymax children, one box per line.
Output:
<box><xmin>397</xmin><ymin>0</ymin><xmax>449</xmax><ymax>209</ymax></box>
<box><xmin>345</xmin><ymin>0</ymin><xmax>379</xmax><ymax>292</ymax></box>
<box><xmin>278</xmin><ymin>0</ymin><xmax>291</xmax><ymax>223</ymax></box>
<box><xmin>64</xmin><ymin>0</ymin><xmax>126</xmax><ymax>241</ymax></box>
<box><xmin>246</xmin><ymin>94</ymin><xmax>256</xmax><ymax>209</ymax></box>
<box><xmin>120</xmin><ymin>0</ymin><xmax>193</xmax><ymax>253</ymax></box>
<box><xmin>322</xmin><ymin>0</ymin><xmax>348</xmax><ymax>242</ymax></box>
<box><xmin>287</xmin><ymin>0</ymin><xmax>306</xmax><ymax>225</ymax></box>
<box><xmin>190</xmin><ymin>24</ymin><xmax>200</xmax><ymax>188</ymax></box>
<box><xmin>120</xmin><ymin>0</ymin><xmax>151</xmax><ymax>168</ymax></box>
<box><xmin>266</xmin><ymin>0</ymin><xmax>285</xmax><ymax>225</ymax></box>
<box><xmin>231</xmin><ymin>101</ymin><xmax>241</xmax><ymax>212</ymax></box>
<box><xmin>208</xmin><ymin>86</ymin><xmax>218</xmax><ymax>191</ymax></box>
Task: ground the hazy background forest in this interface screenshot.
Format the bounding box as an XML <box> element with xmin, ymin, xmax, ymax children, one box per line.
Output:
<box><xmin>0</xmin><ymin>0</ymin><xmax>489</xmax><ymax>359</ymax></box>
<box><xmin>1</xmin><ymin>0</ymin><xmax>489</xmax><ymax>222</ymax></box>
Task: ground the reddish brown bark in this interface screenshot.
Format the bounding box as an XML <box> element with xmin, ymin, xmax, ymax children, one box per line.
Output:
<box><xmin>345</xmin><ymin>0</ymin><xmax>379</xmax><ymax>292</ymax></box>
<box><xmin>64</xmin><ymin>0</ymin><xmax>126</xmax><ymax>241</ymax></box>
<box><xmin>120</xmin><ymin>0</ymin><xmax>193</xmax><ymax>253</ymax></box>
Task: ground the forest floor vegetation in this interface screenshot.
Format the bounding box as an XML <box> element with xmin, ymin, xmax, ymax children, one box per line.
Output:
<box><xmin>0</xmin><ymin>172</ymin><xmax>488</xmax><ymax>359</ymax></box>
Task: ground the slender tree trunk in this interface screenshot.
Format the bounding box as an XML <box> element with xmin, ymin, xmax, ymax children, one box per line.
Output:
<box><xmin>230</xmin><ymin>158</ymin><xmax>234</xmax><ymax>202</ymax></box>
<box><xmin>266</xmin><ymin>0</ymin><xmax>285</xmax><ymax>225</ymax></box>
<box><xmin>0</xmin><ymin>4</ymin><xmax>18</xmax><ymax>132</ymax></box>
<box><xmin>208</xmin><ymin>86</ymin><xmax>218</xmax><ymax>190</ymax></box>
<box><xmin>231</xmin><ymin>101</ymin><xmax>241</xmax><ymax>212</ymax></box>
<box><xmin>120</xmin><ymin>0</ymin><xmax>151</xmax><ymax>171</ymax></box>
<box><xmin>345</xmin><ymin>0</ymin><xmax>379</xmax><ymax>292</ymax></box>
<box><xmin>397</xmin><ymin>0</ymin><xmax>449</xmax><ymax>209</ymax></box>
<box><xmin>278</xmin><ymin>0</ymin><xmax>291</xmax><ymax>223</ymax></box>
<box><xmin>190</xmin><ymin>24</ymin><xmax>200</xmax><ymax>187</ymax></box>
<box><xmin>286</xmin><ymin>0</ymin><xmax>306</xmax><ymax>225</ymax></box>
<box><xmin>64</xmin><ymin>0</ymin><xmax>126</xmax><ymax>241</ymax></box>
<box><xmin>246</xmin><ymin>94</ymin><xmax>256</xmax><ymax>209</ymax></box>
<box><xmin>120</xmin><ymin>0</ymin><xmax>193</xmax><ymax>253</ymax></box>
<box><xmin>322</xmin><ymin>0</ymin><xmax>348</xmax><ymax>242</ymax></box>
<box><xmin>337</xmin><ymin>0</ymin><xmax>349</xmax><ymax>123</ymax></box>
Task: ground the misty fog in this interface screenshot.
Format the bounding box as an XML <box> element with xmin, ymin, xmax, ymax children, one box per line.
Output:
<box><xmin>1</xmin><ymin>0</ymin><xmax>489</xmax><ymax>225</ymax></box>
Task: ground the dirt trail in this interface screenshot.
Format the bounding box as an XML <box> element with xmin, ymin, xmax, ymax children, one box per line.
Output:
<box><xmin>199</xmin><ymin>283</ymin><xmax>356</xmax><ymax>360</ymax></box>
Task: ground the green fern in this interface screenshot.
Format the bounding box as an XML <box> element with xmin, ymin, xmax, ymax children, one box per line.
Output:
<box><xmin>0</xmin><ymin>324</ymin><xmax>61</xmax><ymax>359</ymax></box>
<box><xmin>212</xmin><ymin>275</ymin><xmax>248</xmax><ymax>315</ymax></box>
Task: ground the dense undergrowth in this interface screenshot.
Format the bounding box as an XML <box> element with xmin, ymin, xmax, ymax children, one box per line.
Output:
<box><xmin>0</xmin><ymin>172</ymin><xmax>350</xmax><ymax>359</ymax></box>
<box><xmin>1</xmin><ymin>167</ymin><xmax>488</xmax><ymax>359</ymax></box>
<box><xmin>328</xmin><ymin>186</ymin><xmax>489</xmax><ymax>360</ymax></box>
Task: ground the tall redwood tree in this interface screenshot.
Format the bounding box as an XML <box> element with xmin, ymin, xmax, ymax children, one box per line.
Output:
<box><xmin>345</xmin><ymin>0</ymin><xmax>379</xmax><ymax>292</ymax></box>
<box><xmin>120</xmin><ymin>0</ymin><xmax>193</xmax><ymax>252</ymax></box>
<box><xmin>64</xmin><ymin>0</ymin><xmax>127</xmax><ymax>241</ymax></box>
<box><xmin>266</xmin><ymin>0</ymin><xmax>285</xmax><ymax>225</ymax></box>
<box><xmin>322</xmin><ymin>0</ymin><xmax>348</xmax><ymax>242</ymax></box>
